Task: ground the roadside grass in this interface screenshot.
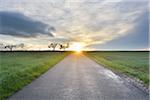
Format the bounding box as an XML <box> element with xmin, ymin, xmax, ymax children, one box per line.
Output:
<box><xmin>0</xmin><ymin>51</ymin><xmax>69</xmax><ymax>100</ymax></box>
<box><xmin>86</xmin><ymin>51</ymin><xmax>149</xmax><ymax>86</ymax></box>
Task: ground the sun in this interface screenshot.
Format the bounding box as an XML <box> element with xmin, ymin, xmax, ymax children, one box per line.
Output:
<box><xmin>71</xmin><ymin>43</ymin><xmax>83</xmax><ymax>53</ymax></box>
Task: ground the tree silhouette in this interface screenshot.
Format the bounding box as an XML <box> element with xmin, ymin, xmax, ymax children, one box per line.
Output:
<box><xmin>4</xmin><ymin>43</ymin><xmax>25</xmax><ymax>51</ymax></box>
<box><xmin>4</xmin><ymin>45</ymin><xmax>17</xmax><ymax>51</ymax></box>
<box><xmin>48</xmin><ymin>43</ymin><xmax>58</xmax><ymax>51</ymax></box>
<box><xmin>59</xmin><ymin>43</ymin><xmax>69</xmax><ymax>51</ymax></box>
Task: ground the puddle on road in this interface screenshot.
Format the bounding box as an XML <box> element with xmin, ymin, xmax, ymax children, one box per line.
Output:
<box><xmin>98</xmin><ymin>68</ymin><xmax>123</xmax><ymax>84</ymax></box>
<box><xmin>103</xmin><ymin>70</ymin><xmax>119</xmax><ymax>79</ymax></box>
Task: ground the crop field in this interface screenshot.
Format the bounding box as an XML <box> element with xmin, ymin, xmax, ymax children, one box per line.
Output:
<box><xmin>0</xmin><ymin>51</ymin><xmax>69</xmax><ymax>100</ymax></box>
<box><xmin>86</xmin><ymin>51</ymin><xmax>149</xmax><ymax>86</ymax></box>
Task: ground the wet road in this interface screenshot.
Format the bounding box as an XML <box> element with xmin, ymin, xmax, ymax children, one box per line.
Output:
<box><xmin>9</xmin><ymin>53</ymin><xmax>149</xmax><ymax>100</ymax></box>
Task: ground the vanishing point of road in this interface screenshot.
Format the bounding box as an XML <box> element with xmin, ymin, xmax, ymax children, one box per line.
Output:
<box><xmin>9</xmin><ymin>53</ymin><xmax>149</xmax><ymax>100</ymax></box>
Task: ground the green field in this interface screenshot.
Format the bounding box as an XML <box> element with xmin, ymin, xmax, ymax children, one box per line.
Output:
<box><xmin>86</xmin><ymin>51</ymin><xmax>149</xmax><ymax>85</ymax></box>
<box><xmin>0</xmin><ymin>51</ymin><xmax>149</xmax><ymax>99</ymax></box>
<box><xmin>0</xmin><ymin>51</ymin><xmax>69</xmax><ymax>100</ymax></box>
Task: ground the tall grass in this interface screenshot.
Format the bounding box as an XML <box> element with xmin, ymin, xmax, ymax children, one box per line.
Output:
<box><xmin>0</xmin><ymin>52</ymin><xmax>69</xmax><ymax>100</ymax></box>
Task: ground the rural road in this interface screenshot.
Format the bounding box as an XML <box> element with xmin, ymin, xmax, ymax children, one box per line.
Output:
<box><xmin>9</xmin><ymin>53</ymin><xmax>149</xmax><ymax>100</ymax></box>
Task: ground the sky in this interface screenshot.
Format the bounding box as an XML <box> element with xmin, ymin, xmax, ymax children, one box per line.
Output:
<box><xmin>0</xmin><ymin>0</ymin><xmax>149</xmax><ymax>51</ymax></box>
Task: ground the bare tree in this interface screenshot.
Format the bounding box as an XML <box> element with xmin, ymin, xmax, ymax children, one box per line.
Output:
<box><xmin>4</xmin><ymin>43</ymin><xmax>25</xmax><ymax>51</ymax></box>
<box><xmin>59</xmin><ymin>43</ymin><xmax>69</xmax><ymax>51</ymax></box>
<box><xmin>4</xmin><ymin>45</ymin><xmax>17</xmax><ymax>51</ymax></box>
<box><xmin>48</xmin><ymin>43</ymin><xmax>58</xmax><ymax>51</ymax></box>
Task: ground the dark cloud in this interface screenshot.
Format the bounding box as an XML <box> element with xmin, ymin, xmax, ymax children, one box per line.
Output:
<box><xmin>0</xmin><ymin>11</ymin><xmax>54</xmax><ymax>37</ymax></box>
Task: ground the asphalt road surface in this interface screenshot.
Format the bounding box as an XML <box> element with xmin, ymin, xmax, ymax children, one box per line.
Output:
<box><xmin>9</xmin><ymin>53</ymin><xmax>149</xmax><ymax>100</ymax></box>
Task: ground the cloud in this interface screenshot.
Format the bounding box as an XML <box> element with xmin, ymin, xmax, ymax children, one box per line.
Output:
<box><xmin>86</xmin><ymin>8</ymin><xmax>149</xmax><ymax>50</ymax></box>
<box><xmin>0</xmin><ymin>11</ymin><xmax>54</xmax><ymax>37</ymax></box>
<box><xmin>0</xmin><ymin>0</ymin><xmax>148</xmax><ymax>50</ymax></box>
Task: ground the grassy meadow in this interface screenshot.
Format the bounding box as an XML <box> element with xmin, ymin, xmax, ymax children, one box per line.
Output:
<box><xmin>0</xmin><ymin>51</ymin><xmax>69</xmax><ymax>100</ymax></box>
<box><xmin>86</xmin><ymin>51</ymin><xmax>149</xmax><ymax>85</ymax></box>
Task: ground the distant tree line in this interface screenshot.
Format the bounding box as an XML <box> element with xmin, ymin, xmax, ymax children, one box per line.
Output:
<box><xmin>0</xmin><ymin>42</ymin><xmax>70</xmax><ymax>51</ymax></box>
<box><xmin>0</xmin><ymin>43</ymin><xmax>25</xmax><ymax>51</ymax></box>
